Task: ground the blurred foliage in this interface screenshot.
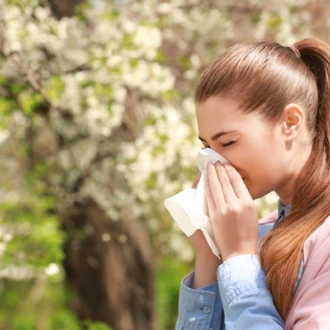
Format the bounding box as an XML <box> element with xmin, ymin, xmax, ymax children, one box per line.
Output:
<box><xmin>0</xmin><ymin>181</ymin><xmax>111</xmax><ymax>330</ymax></box>
<box><xmin>156</xmin><ymin>257</ymin><xmax>191</xmax><ymax>330</ymax></box>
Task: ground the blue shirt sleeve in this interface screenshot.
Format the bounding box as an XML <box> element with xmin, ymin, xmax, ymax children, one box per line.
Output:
<box><xmin>176</xmin><ymin>271</ymin><xmax>223</xmax><ymax>330</ymax></box>
<box><xmin>217</xmin><ymin>254</ymin><xmax>284</xmax><ymax>330</ymax></box>
<box><xmin>176</xmin><ymin>223</ymin><xmax>275</xmax><ymax>330</ymax></box>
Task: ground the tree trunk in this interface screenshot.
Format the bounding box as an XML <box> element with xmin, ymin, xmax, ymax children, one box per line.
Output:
<box><xmin>62</xmin><ymin>198</ymin><xmax>156</xmax><ymax>330</ymax></box>
<box><xmin>43</xmin><ymin>2</ymin><xmax>157</xmax><ymax>329</ymax></box>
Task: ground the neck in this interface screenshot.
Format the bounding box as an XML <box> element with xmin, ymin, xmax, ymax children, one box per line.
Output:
<box><xmin>275</xmin><ymin>143</ymin><xmax>312</xmax><ymax>206</ymax></box>
<box><xmin>275</xmin><ymin>180</ymin><xmax>294</xmax><ymax>206</ymax></box>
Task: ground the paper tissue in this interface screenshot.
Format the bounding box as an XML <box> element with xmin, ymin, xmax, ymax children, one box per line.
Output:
<box><xmin>164</xmin><ymin>148</ymin><xmax>228</xmax><ymax>257</ymax></box>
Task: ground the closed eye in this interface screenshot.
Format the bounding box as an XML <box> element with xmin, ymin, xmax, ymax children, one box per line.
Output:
<box><xmin>222</xmin><ymin>141</ymin><xmax>236</xmax><ymax>147</ymax></box>
<box><xmin>201</xmin><ymin>141</ymin><xmax>236</xmax><ymax>149</ymax></box>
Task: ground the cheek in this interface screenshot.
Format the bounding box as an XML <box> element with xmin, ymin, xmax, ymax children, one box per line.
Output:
<box><xmin>244</xmin><ymin>156</ymin><xmax>283</xmax><ymax>199</ymax></box>
<box><xmin>221</xmin><ymin>143</ymin><xmax>264</xmax><ymax>176</ymax></box>
<box><xmin>225</xmin><ymin>143</ymin><xmax>280</xmax><ymax>189</ymax></box>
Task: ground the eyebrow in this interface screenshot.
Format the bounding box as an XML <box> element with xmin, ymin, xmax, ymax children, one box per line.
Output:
<box><xmin>198</xmin><ymin>130</ymin><xmax>237</xmax><ymax>142</ymax></box>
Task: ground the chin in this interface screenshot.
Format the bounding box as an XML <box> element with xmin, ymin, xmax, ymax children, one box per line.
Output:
<box><xmin>246</xmin><ymin>184</ymin><xmax>270</xmax><ymax>200</ymax></box>
<box><xmin>252</xmin><ymin>193</ymin><xmax>267</xmax><ymax>200</ymax></box>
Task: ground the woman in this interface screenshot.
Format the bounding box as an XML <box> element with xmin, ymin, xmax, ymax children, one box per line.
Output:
<box><xmin>176</xmin><ymin>38</ymin><xmax>330</xmax><ymax>329</ymax></box>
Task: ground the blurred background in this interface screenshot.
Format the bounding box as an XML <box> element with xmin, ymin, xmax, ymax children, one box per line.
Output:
<box><xmin>0</xmin><ymin>0</ymin><xmax>329</xmax><ymax>329</ymax></box>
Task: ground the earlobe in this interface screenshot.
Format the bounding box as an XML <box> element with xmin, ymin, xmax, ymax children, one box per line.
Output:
<box><xmin>282</xmin><ymin>103</ymin><xmax>304</xmax><ymax>141</ymax></box>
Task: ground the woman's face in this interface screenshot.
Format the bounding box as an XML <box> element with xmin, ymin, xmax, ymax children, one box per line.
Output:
<box><xmin>196</xmin><ymin>96</ymin><xmax>295</xmax><ymax>200</ymax></box>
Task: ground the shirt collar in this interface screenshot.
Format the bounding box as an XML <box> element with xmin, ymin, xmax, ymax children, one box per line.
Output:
<box><xmin>277</xmin><ymin>199</ymin><xmax>292</xmax><ymax>218</ymax></box>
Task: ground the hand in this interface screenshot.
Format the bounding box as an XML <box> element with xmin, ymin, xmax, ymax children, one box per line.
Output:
<box><xmin>189</xmin><ymin>171</ymin><xmax>222</xmax><ymax>289</ymax></box>
<box><xmin>189</xmin><ymin>229</ymin><xmax>214</xmax><ymax>257</ymax></box>
<box><xmin>190</xmin><ymin>229</ymin><xmax>222</xmax><ymax>289</ymax></box>
<box><xmin>205</xmin><ymin>161</ymin><xmax>258</xmax><ymax>261</ymax></box>
<box><xmin>189</xmin><ymin>171</ymin><xmax>214</xmax><ymax>256</ymax></box>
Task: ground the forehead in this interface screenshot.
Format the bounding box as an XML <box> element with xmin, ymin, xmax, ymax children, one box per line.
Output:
<box><xmin>196</xmin><ymin>96</ymin><xmax>272</xmax><ymax>142</ymax></box>
<box><xmin>196</xmin><ymin>96</ymin><xmax>250</xmax><ymax>133</ymax></box>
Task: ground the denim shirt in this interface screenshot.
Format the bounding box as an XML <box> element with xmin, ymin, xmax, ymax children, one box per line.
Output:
<box><xmin>176</xmin><ymin>201</ymin><xmax>303</xmax><ymax>330</ymax></box>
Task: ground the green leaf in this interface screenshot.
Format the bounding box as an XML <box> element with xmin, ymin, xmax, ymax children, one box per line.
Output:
<box><xmin>268</xmin><ymin>15</ymin><xmax>283</xmax><ymax>29</ymax></box>
<box><xmin>146</xmin><ymin>171</ymin><xmax>158</xmax><ymax>188</ymax></box>
<box><xmin>47</xmin><ymin>76</ymin><xmax>65</xmax><ymax>102</ymax></box>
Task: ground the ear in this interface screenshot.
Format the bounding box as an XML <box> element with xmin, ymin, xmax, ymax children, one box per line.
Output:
<box><xmin>281</xmin><ymin>103</ymin><xmax>304</xmax><ymax>141</ymax></box>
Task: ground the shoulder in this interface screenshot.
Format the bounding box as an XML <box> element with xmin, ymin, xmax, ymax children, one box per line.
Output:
<box><xmin>286</xmin><ymin>215</ymin><xmax>330</xmax><ymax>328</ymax></box>
<box><xmin>303</xmin><ymin>215</ymin><xmax>330</xmax><ymax>263</ymax></box>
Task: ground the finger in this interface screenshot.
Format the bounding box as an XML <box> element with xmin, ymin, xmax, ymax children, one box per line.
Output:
<box><xmin>207</xmin><ymin>162</ymin><xmax>225</xmax><ymax>208</ymax></box>
<box><xmin>223</xmin><ymin>163</ymin><xmax>252</xmax><ymax>201</ymax></box>
<box><xmin>205</xmin><ymin>176</ymin><xmax>216</xmax><ymax>215</ymax></box>
<box><xmin>215</xmin><ymin>162</ymin><xmax>237</xmax><ymax>203</ymax></box>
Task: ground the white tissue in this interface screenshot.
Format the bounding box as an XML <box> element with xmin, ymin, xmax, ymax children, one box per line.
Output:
<box><xmin>164</xmin><ymin>148</ymin><xmax>228</xmax><ymax>257</ymax></box>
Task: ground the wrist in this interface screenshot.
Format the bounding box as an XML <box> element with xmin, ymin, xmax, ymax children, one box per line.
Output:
<box><xmin>195</xmin><ymin>250</ymin><xmax>222</xmax><ymax>266</ymax></box>
<box><xmin>193</xmin><ymin>252</ymin><xmax>222</xmax><ymax>289</ymax></box>
<box><xmin>222</xmin><ymin>251</ymin><xmax>257</xmax><ymax>262</ymax></box>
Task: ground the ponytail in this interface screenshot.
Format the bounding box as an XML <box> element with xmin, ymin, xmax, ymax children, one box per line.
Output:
<box><xmin>300</xmin><ymin>39</ymin><xmax>330</xmax><ymax>159</ymax></box>
<box><xmin>260</xmin><ymin>38</ymin><xmax>330</xmax><ymax>318</ymax></box>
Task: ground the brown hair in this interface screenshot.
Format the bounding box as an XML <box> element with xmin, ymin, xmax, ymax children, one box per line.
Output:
<box><xmin>195</xmin><ymin>38</ymin><xmax>330</xmax><ymax>319</ymax></box>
